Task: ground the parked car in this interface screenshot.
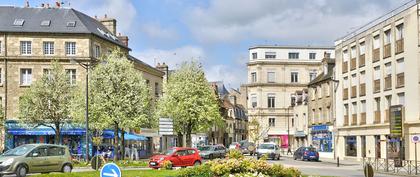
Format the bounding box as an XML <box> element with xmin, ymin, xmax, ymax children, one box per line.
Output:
<box><xmin>293</xmin><ymin>146</ymin><xmax>319</xmax><ymax>161</ymax></box>
<box><xmin>198</xmin><ymin>145</ymin><xmax>226</xmax><ymax>159</ymax></box>
<box><xmin>149</xmin><ymin>147</ymin><xmax>202</xmax><ymax>169</ymax></box>
<box><xmin>256</xmin><ymin>142</ymin><xmax>281</xmax><ymax>160</ymax></box>
<box><xmin>228</xmin><ymin>142</ymin><xmax>241</xmax><ymax>151</ymax></box>
<box><xmin>0</xmin><ymin>144</ymin><xmax>73</xmax><ymax>177</ymax></box>
<box><xmin>239</xmin><ymin>141</ymin><xmax>256</xmax><ymax>155</ymax></box>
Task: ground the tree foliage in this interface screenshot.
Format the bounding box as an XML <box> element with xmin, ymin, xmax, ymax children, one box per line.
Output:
<box><xmin>18</xmin><ymin>61</ymin><xmax>78</xmax><ymax>144</ymax></box>
<box><xmin>249</xmin><ymin>118</ymin><xmax>270</xmax><ymax>145</ymax></box>
<box><xmin>157</xmin><ymin>61</ymin><xmax>222</xmax><ymax>147</ymax></box>
<box><xmin>86</xmin><ymin>50</ymin><xmax>153</xmax><ymax>160</ymax></box>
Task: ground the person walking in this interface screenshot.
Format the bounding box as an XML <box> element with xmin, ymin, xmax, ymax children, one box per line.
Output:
<box><xmin>124</xmin><ymin>145</ymin><xmax>131</xmax><ymax>159</ymax></box>
<box><xmin>131</xmin><ymin>144</ymin><xmax>139</xmax><ymax>161</ymax></box>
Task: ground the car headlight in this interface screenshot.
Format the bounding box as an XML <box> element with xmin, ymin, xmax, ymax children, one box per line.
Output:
<box><xmin>2</xmin><ymin>158</ymin><xmax>13</xmax><ymax>166</ymax></box>
<box><xmin>159</xmin><ymin>157</ymin><xmax>165</xmax><ymax>161</ymax></box>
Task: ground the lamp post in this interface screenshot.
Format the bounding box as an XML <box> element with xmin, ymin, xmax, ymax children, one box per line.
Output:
<box><xmin>287</xmin><ymin>106</ymin><xmax>290</xmax><ymax>154</ymax></box>
<box><xmin>70</xmin><ymin>59</ymin><xmax>92</xmax><ymax>162</ymax></box>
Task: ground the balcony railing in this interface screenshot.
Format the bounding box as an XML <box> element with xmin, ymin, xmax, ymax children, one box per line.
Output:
<box><xmin>359</xmin><ymin>83</ymin><xmax>366</xmax><ymax>96</ymax></box>
<box><xmin>384</xmin><ymin>109</ymin><xmax>389</xmax><ymax>123</ymax></box>
<box><xmin>342</xmin><ymin>61</ymin><xmax>348</xmax><ymax>73</ymax></box>
<box><xmin>359</xmin><ymin>54</ymin><xmax>365</xmax><ymax>67</ymax></box>
<box><xmin>351</xmin><ymin>114</ymin><xmax>357</xmax><ymax>125</ymax></box>
<box><xmin>374</xmin><ymin>110</ymin><xmax>381</xmax><ymax>124</ymax></box>
<box><xmin>383</xmin><ymin>43</ymin><xmax>391</xmax><ymax>58</ymax></box>
<box><xmin>351</xmin><ymin>86</ymin><xmax>357</xmax><ymax>98</ymax></box>
<box><xmin>384</xmin><ymin>76</ymin><xmax>392</xmax><ymax>90</ymax></box>
<box><xmin>396</xmin><ymin>73</ymin><xmax>404</xmax><ymax>88</ymax></box>
<box><xmin>395</xmin><ymin>39</ymin><xmax>404</xmax><ymax>54</ymax></box>
<box><xmin>350</xmin><ymin>58</ymin><xmax>357</xmax><ymax>70</ymax></box>
<box><xmin>344</xmin><ymin>115</ymin><xmax>349</xmax><ymax>126</ymax></box>
<box><xmin>360</xmin><ymin>112</ymin><xmax>366</xmax><ymax>125</ymax></box>
<box><xmin>373</xmin><ymin>48</ymin><xmax>380</xmax><ymax>62</ymax></box>
<box><xmin>373</xmin><ymin>79</ymin><xmax>380</xmax><ymax>93</ymax></box>
<box><xmin>343</xmin><ymin>88</ymin><xmax>349</xmax><ymax>100</ymax></box>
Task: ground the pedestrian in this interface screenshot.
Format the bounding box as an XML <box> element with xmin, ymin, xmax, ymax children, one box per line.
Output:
<box><xmin>124</xmin><ymin>145</ymin><xmax>131</xmax><ymax>159</ymax></box>
<box><xmin>131</xmin><ymin>144</ymin><xmax>138</xmax><ymax>161</ymax></box>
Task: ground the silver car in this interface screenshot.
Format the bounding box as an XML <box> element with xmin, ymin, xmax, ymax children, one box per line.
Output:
<box><xmin>256</xmin><ymin>143</ymin><xmax>281</xmax><ymax>160</ymax></box>
<box><xmin>198</xmin><ymin>145</ymin><xmax>226</xmax><ymax>159</ymax></box>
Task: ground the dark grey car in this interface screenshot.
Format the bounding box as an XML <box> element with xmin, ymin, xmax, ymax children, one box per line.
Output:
<box><xmin>198</xmin><ymin>145</ymin><xmax>226</xmax><ymax>159</ymax></box>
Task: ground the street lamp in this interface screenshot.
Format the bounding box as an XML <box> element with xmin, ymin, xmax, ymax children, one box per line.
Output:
<box><xmin>70</xmin><ymin>58</ymin><xmax>93</xmax><ymax>162</ymax></box>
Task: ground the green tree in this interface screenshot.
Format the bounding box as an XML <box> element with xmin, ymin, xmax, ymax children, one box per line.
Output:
<box><xmin>18</xmin><ymin>61</ymin><xmax>77</xmax><ymax>144</ymax></box>
<box><xmin>249</xmin><ymin>118</ymin><xmax>270</xmax><ymax>145</ymax></box>
<box><xmin>87</xmin><ymin>51</ymin><xmax>153</xmax><ymax>161</ymax></box>
<box><xmin>157</xmin><ymin>61</ymin><xmax>222</xmax><ymax>147</ymax></box>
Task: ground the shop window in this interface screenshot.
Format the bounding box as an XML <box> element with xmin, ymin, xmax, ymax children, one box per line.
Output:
<box><xmin>345</xmin><ymin>136</ymin><xmax>357</xmax><ymax>156</ymax></box>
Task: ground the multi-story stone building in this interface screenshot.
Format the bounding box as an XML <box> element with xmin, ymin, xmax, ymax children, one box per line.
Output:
<box><xmin>291</xmin><ymin>89</ymin><xmax>309</xmax><ymax>149</ymax></box>
<box><xmin>245</xmin><ymin>45</ymin><xmax>334</xmax><ymax>150</ymax></box>
<box><xmin>307</xmin><ymin>54</ymin><xmax>336</xmax><ymax>158</ymax></box>
<box><xmin>0</xmin><ymin>6</ymin><xmax>164</xmax><ymax>153</ymax></box>
<box><xmin>335</xmin><ymin>1</ymin><xmax>418</xmax><ymax>161</ymax></box>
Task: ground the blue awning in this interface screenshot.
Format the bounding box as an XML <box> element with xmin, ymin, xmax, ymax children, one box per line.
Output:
<box><xmin>7</xmin><ymin>128</ymin><xmax>86</xmax><ymax>135</ymax></box>
<box><xmin>102</xmin><ymin>130</ymin><xmax>146</xmax><ymax>141</ymax></box>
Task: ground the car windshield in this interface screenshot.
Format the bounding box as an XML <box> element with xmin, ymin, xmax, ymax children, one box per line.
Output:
<box><xmin>164</xmin><ymin>149</ymin><xmax>176</xmax><ymax>155</ymax></box>
<box><xmin>2</xmin><ymin>144</ymin><xmax>35</xmax><ymax>156</ymax></box>
<box><xmin>305</xmin><ymin>147</ymin><xmax>316</xmax><ymax>152</ymax></box>
<box><xmin>258</xmin><ymin>144</ymin><xmax>275</xmax><ymax>149</ymax></box>
<box><xmin>198</xmin><ymin>146</ymin><xmax>211</xmax><ymax>151</ymax></box>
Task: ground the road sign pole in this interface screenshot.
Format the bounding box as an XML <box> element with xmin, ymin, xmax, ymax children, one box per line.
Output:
<box><xmin>416</xmin><ymin>142</ymin><xmax>418</xmax><ymax>175</ymax></box>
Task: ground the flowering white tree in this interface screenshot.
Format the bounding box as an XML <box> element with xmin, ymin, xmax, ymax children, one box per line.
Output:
<box><xmin>157</xmin><ymin>61</ymin><xmax>222</xmax><ymax>147</ymax></box>
<box><xmin>87</xmin><ymin>51</ymin><xmax>153</xmax><ymax>161</ymax></box>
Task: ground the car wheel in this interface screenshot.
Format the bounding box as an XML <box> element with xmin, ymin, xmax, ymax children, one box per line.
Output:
<box><xmin>62</xmin><ymin>164</ymin><xmax>72</xmax><ymax>173</ymax></box>
<box><xmin>16</xmin><ymin>165</ymin><xmax>28</xmax><ymax>177</ymax></box>
<box><xmin>301</xmin><ymin>156</ymin><xmax>305</xmax><ymax>161</ymax></box>
<box><xmin>194</xmin><ymin>161</ymin><xmax>201</xmax><ymax>166</ymax></box>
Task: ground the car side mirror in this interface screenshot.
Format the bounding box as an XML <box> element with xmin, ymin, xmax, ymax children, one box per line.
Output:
<box><xmin>32</xmin><ymin>152</ymin><xmax>39</xmax><ymax>157</ymax></box>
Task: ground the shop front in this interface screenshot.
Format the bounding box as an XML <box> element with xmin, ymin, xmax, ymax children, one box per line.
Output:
<box><xmin>310</xmin><ymin>125</ymin><xmax>333</xmax><ymax>157</ymax></box>
<box><xmin>268</xmin><ymin>134</ymin><xmax>289</xmax><ymax>149</ymax></box>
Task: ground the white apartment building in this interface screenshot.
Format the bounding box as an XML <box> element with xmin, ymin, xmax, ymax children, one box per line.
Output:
<box><xmin>246</xmin><ymin>45</ymin><xmax>334</xmax><ymax>150</ymax></box>
<box><xmin>335</xmin><ymin>1</ymin><xmax>419</xmax><ymax>161</ymax></box>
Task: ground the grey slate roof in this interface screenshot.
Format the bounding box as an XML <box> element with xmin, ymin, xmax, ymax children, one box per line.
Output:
<box><xmin>0</xmin><ymin>6</ymin><xmax>129</xmax><ymax>50</ymax></box>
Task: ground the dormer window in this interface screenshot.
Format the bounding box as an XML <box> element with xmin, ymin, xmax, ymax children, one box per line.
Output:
<box><xmin>66</xmin><ymin>21</ymin><xmax>76</xmax><ymax>27</ymax></box>
<box><xmin>13</xmin><ymin>19</ymin><xmax>25</xmax><ymax>26</ymax></box>
<box><xmin>41</xmin><ymin>20</ymin><xmax>51</xmax><ymax>27</ymax></box>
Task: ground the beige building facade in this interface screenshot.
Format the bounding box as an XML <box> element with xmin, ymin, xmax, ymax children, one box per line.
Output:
<box><xmin>245</xmin><ymin>46</ymin><xmax>334</xmax><ymax>150</ymax></box>
<box><xmin>0</xmin><ymin>6</ymin><xmax>164</xmax><ymax>151</ymax></box>
<box><xmin>335</xmin><ymin>2</ymin><xmax>419</xmax><ymax>161</ymax></box>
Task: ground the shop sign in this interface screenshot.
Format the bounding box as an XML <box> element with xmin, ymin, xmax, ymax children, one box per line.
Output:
<box><xmin>311</xmin><ymin>125</ymin><xmax>328</xmax><ymax>131</ymax></box>
<box><xmin>294</xmin><ymin>131</ymin><xmax>306</xmax><ymax>137</ymax></box>
<box><xmin>159</xmin><ymin>118</ymin><xmax>174</xmax><ymax>135</ymax></box>
<box><xmin>389</xmin><ymin>105</ymin><xmax>403</xmax><ymax>137</ymax></box>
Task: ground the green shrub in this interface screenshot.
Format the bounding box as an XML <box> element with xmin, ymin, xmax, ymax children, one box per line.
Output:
<box><xmin>227</xmin><ymin>149</ymin><xmax>244</xmax><ymax>159</ymax></box>
<box><xmin>177</xmin><ymin>164</ymin><xmax>213</xmax><ymax>177</ymax></box>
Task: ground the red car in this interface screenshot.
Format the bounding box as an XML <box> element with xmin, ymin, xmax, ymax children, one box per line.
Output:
<box><xmin>149</xmin><ymin>147</ymin><xmax>202</xmax><ymax>169</ymax></box>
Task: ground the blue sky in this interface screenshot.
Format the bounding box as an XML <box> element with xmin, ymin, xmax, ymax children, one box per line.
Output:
<box><xmin>1</xmin><ymin>0</ymin><xmax>409</xmax><ymax>88</ymax></box>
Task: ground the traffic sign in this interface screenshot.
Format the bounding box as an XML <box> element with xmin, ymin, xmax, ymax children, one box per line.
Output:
<box><xmin>412</xmin><ymin>135</ymin><xmax>420</xmax><ymax>143</ymax></box>
<box><xmin>101</xmin><ymin>163</ymin><xmax>121</xmax><ymax>177</ymax></box>
<box><xmin>159</xmin><ymin>117</ymin><xmax>174</xmax><ymax>135</ymax></box>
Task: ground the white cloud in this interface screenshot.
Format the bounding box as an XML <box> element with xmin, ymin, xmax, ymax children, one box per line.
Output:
<box><xmin>132</xmin><ymin>46</ymin><xmax>205</xmax><ymax>69</ymax></box>
<box><xmin>205</xmin><ymin>64</ymin><xmax>247</xmax><ymax>89</ymax></box>
<box><xmin>140</xmin><ymin>23</ymin><xmax>179</xmax><ymax>41</ymax></box>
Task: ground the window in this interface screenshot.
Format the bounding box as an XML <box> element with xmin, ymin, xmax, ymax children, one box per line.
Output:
<box><xmin>13</xmin><ymin>19</ymin><xmax>25</xmax><ymax>26</ymax></box>
<box><xmin>360</xmin><ymin>71</ymin><xmax>366</xmax><ymax>84</ymax></box>
<box><xmin>385</xmin><ymin>63</ymin><xmax>392</xmax><ymax>76</ymax></box>
<box><xmin>384</xmin><ymin>30</ymin><xmax>391</xmax><ymax>44</ymax></box>
<box><xmin>31</xmin><ymin>147</ymin><xmax>48</xmax><ymax>157</ymax></box>
<box><xmin>267</xmin><ymin>72</ymin><xmax>275</xmax><ymax>83</ymax></box>
<box><xmin>346</xmin><ymin>136</ymin><xmax>357</xmax><ymax>157</ymax></box>
<box><xmin>359</xmin><ymin>42</ymin><xmax>365</xmax><ymax>55</ymax></box>
<box><xmin>351</xmin><ymin>74</ymin><xmax>357</xmax><ymax>86</ymax></box>
<box><xmin>373</xmin><ymin>35</ymin><xmax>380</xmax><ymax>49</ymax></box>
<box><xmin>291</xmin><ymin>72</ymin><xmax>298</xmax><ymax>83</ymax></box>
<box><xmin>375</xmin><ymin>97</ymin><xmax>381</xmax><ymax>111</ymax></box>
<box><xmin>265</xmin><ymin>52</ymin><xmax>276</xmax><ymax>59</ymax></box>
<box><xmin>267</xmin><ymin>94</ymin><xmax>275</xmax><ymax>108</ymax></box>
<box><xmin>398</xmin><ymin>93</ymin><xmax>405</xmax><ymax>106</ymax></box>
<box><xmin>291</xmin><ymin>118</ymin><xmax>294</xmax><ymax>127</ymax></box>
<box><xmin>48</xmin><ymin>147</ymin><xmax>65</xmax><ymax>156</ymax></box>
<box><xmin>20</xmin><ymin>68</ymin><xmax>32</xmax><ymax>85</ymax></box>
<box><xmin>309</xmin><ymin>71</ymin><xmax>317</xmax><ymax>81</ymax></box>
<box><xmin>251</xmin><ymin>72</ymin><xmax>257</xmax><ymax>83</ymax></box>
<box><xmin>43</xmin><ymin>69</ymin><xmax>52</xmax><ymax>80</ymax></box>
<box><xmin>344</xmin><ymin>104</ymin><xmax>349</xmax><ymax>116</ymax></box>
<box><xmin>155</xmin><ymin>82</ymin><xmax>159</xmax><ymax>98</ymax></box>
<box><xmin>374</xmin><ymin>66</ymin><xmax>380</xmax><ymax>80</ymax></box>
<box><xmin>0</xmin><ymin>41</ymin><xmax>2</xmax><ymax>54</ymax></box>
<box><xmin>65</xmin><ymin>42</ymin><xmax>76</xmax><ymax>56</ymax></box>
<box><xmin>343</xmin><ymin>50</ymin><xmax>349</xmax><ymax>62</ymax></box>
<box><xmin>145</xmin><ymin>79</ymin><xmax>150</xmax><ymax>86</ymax></box>
<box><xmin>251</xmin><ymin>94</ymin><xmax>257</xmax><ymax>108</ymax></box>
<box><xmin>20</xmin><ymin>41</ymin><xmax>32</xmax><ymax>55</ymax></box>
<box><xmin>288</xmin><ymin>52</ymin><xmax>299</xmax><ymax>59</ymax></box>
<box><xmin>396</xmin><ymin>24</ymin><xmax>404</xmax><ymax>40</ymax></box>
<box><xmin>309</xmin><ymin>53</ymin><xmax>316</xmax><ymax>59</ymax></box>
<box><xmin>351</xmin><ymin>46</ymin><xmax>356</xmax><ymax>58</ymax></box>
<box><xmin>43</xmin><ymin>42</ymin><xmax>54</xmax><ymax>55</ymax></box>
<box><xmin>252</xmin><ymin>52</ymin><xmax>257</xmax><ymax>59</ymax></box>
<box><xmin>94</xmin><ymin>44</ymin><xmax>101</xmax><ymax>58</ymax></box>
<box><xmin>361</xmin><ymin>100</ymin><xmax>366</xmax><ymax>113</ymax></box>
<box><xmin>343</xmin><ymin>77</ymin><xmax>349</xmax><ymax>89</ymax></box>
<box><xmin>268</xmin><ymin>118</ymin><xmax>275</xmax><ymax>127</ymax></box>
<box><xmin>66</xmin><ymin>69</ymin><xmax>76</xmax><ymax>85</ymax></box>
<box><xmin>352</xmin><ymin>102</ymin><xmax>357</xmax><ymax>115</ymax></box>
<box><xmin>396</xmin><ymin>59</ymin><xmax>404</xmax><ymax>74</ymax></box>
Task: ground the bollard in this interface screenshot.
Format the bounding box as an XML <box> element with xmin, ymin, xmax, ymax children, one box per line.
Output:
<box><xmin>337</xmin><ymin>157</ymin><xmax>340</xmax><ymax>167</ymax></box>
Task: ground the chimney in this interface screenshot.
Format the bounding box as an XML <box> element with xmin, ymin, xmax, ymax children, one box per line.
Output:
<box><xmin>117</xmin><ymin>33</ymin><xmax>129</xmax><ymax>47</ymax></box>
<box><xmin>156</xmin><ymin>62</ymin><xmax>169</xmax><ymax>83</ymax></box>
<box><xmin>25</xmin><ymin>0</ymin><xmax>30</xmax><ymax>7</ymax></box>
<box><xmin>98</xmin><ymin>14</ymin><xmax>117</xmax><ymax>35</ymax></box>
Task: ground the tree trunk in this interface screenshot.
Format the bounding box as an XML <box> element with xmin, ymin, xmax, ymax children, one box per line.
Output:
<box><xmin>54</xmin><ymin>123</ymin><xmax>61</xmax><ymax>145</ymax></box>
<box><xmin>177</xmin><ymin>132</ymin><xmax>183</xmax><ymax>147</ymax></box>
<box><xmin>121</xmin><ymin>129</ymin><xmax>125</xmax><ymax>160</ymax></box>
<box><xmin>113</xmin><ymin>123</ymin><xmax>119</xmax><ymax>162</ymax></box>
<box><xmin>186</xmin><ymin>125</ymin><xmax>192</xmax><ymax>147</ymax></box>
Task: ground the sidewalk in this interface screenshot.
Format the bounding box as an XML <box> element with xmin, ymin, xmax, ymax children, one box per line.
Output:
<box><xmin>281</xmin><ymin>154</ymin><xmax>360</xmax><ymax>166</ymax></box>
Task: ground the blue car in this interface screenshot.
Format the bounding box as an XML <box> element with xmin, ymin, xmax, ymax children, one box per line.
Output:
<box><xmin>293</xmin><ymin>147</ymin><xmax>319</xmax><ymax>161</ymax></box>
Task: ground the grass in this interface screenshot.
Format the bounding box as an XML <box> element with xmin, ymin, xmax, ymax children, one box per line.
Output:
<box><xmin>32</xmin><ymin>170</ymin><xmax>178</xmax><ymax>177</ymax></box>
<box><xmin>72</xmin><ymin>159</ymin><xmax>149</xmax><ymax>168</ymax></box>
